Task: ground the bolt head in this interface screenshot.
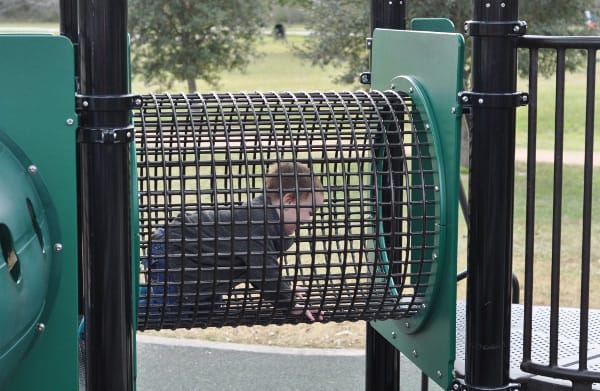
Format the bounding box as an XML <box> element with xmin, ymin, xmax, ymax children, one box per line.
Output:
<box><xmin>461</xmin><ymin>95</ymin><xmax>469</xmax><ymax>102</ymax></box>
<box><xmin>82</xmin><ymin>100</ymin><xmax>89</xmax><ymax>107</ymax></box>
<box><xmin>478</xmin><ymin>98</ymin><xmax>484</xmax><ymax>104</ymax></box>
<box><xmin>513</xmin><ymin>25</ymin><xmax>520</xmax><ymax>32</ymax></box>
<box><xmin>37</xmin><ymin>323</ymin><xmax>46</xmax><ymax>333</ymax></box>
<box><xmin>54</xmin><ymin>243</ymin><xmax>63</xmax><ymax>252</ymax></box>
<box><xmin>27</xmin><ymin>165</ymin><xmax>38</xmax><ymax>174</ymax></box>
<box><xmin>66</xmin><ymin>118</ymin><xmax>74</xmax><ymax>125</ymax></box>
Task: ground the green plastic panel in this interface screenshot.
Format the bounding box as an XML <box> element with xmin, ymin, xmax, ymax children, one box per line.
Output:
<box><xmin>369</xmin><ymin>23</ymin><xmax>464</xmax><ymax>389</ymax></box>
<box><xmin>0</xmin><ymin>35</ymin><xmax>78</xmax><ymax>390</ymax></box>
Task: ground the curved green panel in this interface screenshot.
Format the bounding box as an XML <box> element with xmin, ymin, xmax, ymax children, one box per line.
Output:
<box><xmin>369</xmin><ymin>24</ymin><xmax>464</xmax><ymax>389</ymax></box>
<box><xmin>0</xmin><ymin>133</ymin><xmax>57</xmax><ymax>386</ymax></box>
<box><xmin>0</xmin><ymin>35</ymin><xmax>78</xmax><ymax>391</ymax></box>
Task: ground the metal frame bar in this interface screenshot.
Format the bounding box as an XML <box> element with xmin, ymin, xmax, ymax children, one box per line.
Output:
<box><xmin>76</xmin><ymin>0</ymin><xmax>134</xmax><ymax>390</ymax></box>
<box><xmin>465</xmin><ymin>1</ymin><xmax>520</xmax><ymax>388</ymax></box>
<box><xmin>366</xmin><ymin>2</ymin><xmax>406</xmax><ymax>390</ymax></box>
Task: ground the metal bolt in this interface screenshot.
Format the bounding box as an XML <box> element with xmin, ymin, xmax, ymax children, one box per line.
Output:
<box><xmin>54</xmin><ymin>243</ymin><xmax>63</xmax><ymax>252</ymax></box>
<box><xmin>37</xmin><ymin>323</ymin><xmax>46</xmax><ymax>333</ymax></box>
<box><xmin>461</xmin><ymin>95</ymin><xmax>469</xmax><ymax>103</ymax></box>
<box><xmin>434</xmin><ymin>185</ymin><xmax>440</xmax><ymax>191</ymax></box>
<box><xmin>421</xmin><ymin>303</ymin><xmax>427</xmax><ymax>309</ymax></box>
<box><xmin>513</xmin><ymin>25</ymin><xmax>520</xmax><ymax>32</ymax></box>
<box><xmin>412</xmin><ymin>350</ymin><xmax>418</xmax><ymax>357</ymax></box>
<box><xmin>521</xmin><ymin>94</ymin><xmax>528</xmax><ymax>102</ymax></box>
<box><xmin>391</xmin><ymin>331</ymin><xmax>397</xmax><ymax>339</ymax></box>
<box><xmin>135</xmin><ymin>98</ymin><xmax>142</xmax><ymax>106</ymax></box>
<box><xmin>433</xmin><ymin>252</ymin><xmax>438</xmax><ymax>260</ymax></box>
<box><xmin>453</xmin><ymin>383</ymin><xmax>461</xmax><ymax>391</ymax></box>
<box><xmin>66</xmin><ymin>118</ymin><xmax>74</xmax><ymax>125</ymax></box>
<box><xmin>437</xmin><ymin>370</ymin><xmax>443</xmax><ymax>378</ymax></box>
<box><xmin>404</xmin><ymin>322</ymin><xmax>410</xmax><ymax>328</ymax></box>
<box><xmin>126</xmin><ymin>131</ymin><xmax>132</xmax><ymax>139</ymax></box>
<box><xmin>113</xmin><ymin>132</ymin><xmax>118</xmax><ymax>140</ymax></box>
<box><xmin>409</xmin><ymin>87</ymin><xmax>414</xmax><ymax>93</ymax></box>
<box><xmin>478</xmin><ymin>98</ymin><xmax>484</xmax><ymax>104</ymax></box>
<box><xmin>500</xmin><ymin>2</ymin><xmax>506</xmax><ymax>7</ymax></box>
<box><xmin>28</xmin><ymin>165</ymin><xmax>38</xmax><ymax>174</ymax></box>
<box><xmin>82</xmin><ymin>100</ymin><xmax>89</xmax><ymax>107</ymax></box>
<box><xmin>485</xmin><ymin>3</ymin><xmax>491</xmax><ymax>8</ymax></box>
<box><xmin>425</xmin><ymin>123</ymin><xmax>430</xmax><ymax>130</ymax></box>
<box><xmin>451</xmin><ymin>107</ymin><xmax>457</xmax><ymax>114</ymax></box>
<box><xmin>390</xmin><ymin>84</ymin><xmax>396</xmax><ymax>90</ymax></box>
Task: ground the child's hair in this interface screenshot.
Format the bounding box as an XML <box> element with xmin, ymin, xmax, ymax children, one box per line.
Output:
<box><xmin>265</xmin><ymin>162</ymin><xmax>323</xmax><ymax>201</ymax></box>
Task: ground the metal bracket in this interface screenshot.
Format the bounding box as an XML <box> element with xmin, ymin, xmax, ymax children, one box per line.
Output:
<box><xmin>76</xmin><ymin>94</ymin><xmax>143</xmax><ymax>112</ymax></box>
<box><xmin>458</xmin><ymin>91</ymin><xmax>529</xmax><ymax>108</ymax></box>
<box><xmin>359</xmin><ymin>72</ymin><xmax>371</xmax><ymax>85</ymax></box>
<box><xmin>77</xmin><ymin>125</ymin><xmax>134</xmax><ymax>144</ymax></box>
<box><xmin>451</xmin><ymin>380</ymin><xmax>522</xmax><ymax>391</ymax></box>
<box><xmin>464</xmin><ymin>20</ymin><xmax>527</xmax><ymax>37</ymax></box>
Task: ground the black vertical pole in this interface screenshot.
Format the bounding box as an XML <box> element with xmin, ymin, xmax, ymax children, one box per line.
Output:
<box><xmin>77</xmin><ymin>0</ymin><xmax>134</xmax><ymax>390</ymax></box>
<box><xmin>366</xmin><ymin>2</ymin><xmax>406</xmax><ymax>391</ymax></box>
<box><xmin>465</xmin><ymin>0</ymin><xmax>521</xmax><ymax>388</ymax></box>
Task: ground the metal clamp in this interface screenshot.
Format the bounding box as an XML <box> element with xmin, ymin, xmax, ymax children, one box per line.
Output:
<box><xmin>458</xmin><ymin>91</ymin><xmax>529</xmax><ymax>108</ymax></box>
<box><xmin>451</xmin><ymin>380</ymin><xmax>521</xmax><ymax>391</ymax></box>
<box><xmin>76</xmin><ymin>94</ymin><xmax>143</xmax><ymax>112</ymax></box>
<box><xmin>464</xmin><ymin>20</ymin><xmax>527</xmax><ymax>37</ymax></box>
<box><xmin>77</xmin><ymin>125</ymin><xmax>134</xmax><ymax>144</ymax></box>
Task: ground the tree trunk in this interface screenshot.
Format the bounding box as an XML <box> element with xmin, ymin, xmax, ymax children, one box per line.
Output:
<box><xmin>187</xmin><ymin>78</ymin><xmax>197</xmax><ymax>93</ymax></box>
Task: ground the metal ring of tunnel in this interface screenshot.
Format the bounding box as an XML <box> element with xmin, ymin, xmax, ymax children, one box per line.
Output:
<box><xmin>133</xmin><ymin>90</ymin><xmax>442</xmax><ymax>330</ymax></box>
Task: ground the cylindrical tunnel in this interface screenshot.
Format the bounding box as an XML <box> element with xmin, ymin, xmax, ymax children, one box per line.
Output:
<box><xmin>133</xmin><ymin>90</ymin><xmax>442</xmax><ymax>330</ymax></box>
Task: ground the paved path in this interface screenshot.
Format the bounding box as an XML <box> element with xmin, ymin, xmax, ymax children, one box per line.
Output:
<box><xmin>515</xmin><ymin>148</ymin><xmax>600</xmax><ymax>166</ymax></box>
<box><xmin>135</xmin><ymin>334</ymin><xmax>443</xmax><ymax>391</ymax></box>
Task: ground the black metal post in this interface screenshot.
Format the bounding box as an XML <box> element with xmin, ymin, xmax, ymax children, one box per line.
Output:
<box><xmin>465</xmin><ymin>0</ymin><xmax>521</xmax><ymax>389</ymax></box>
<box><xmin>365</xmin><ymin>2</ymin><xmax>406</xmax><ymax>391</ymax></box>
<box><xmin>370</xmin><ymin>0</ymin><xmax>406</xmax><ymax>31</ymax></box>
<box><xmin>77</xmin><ymin>0</ymin><xmax>133</xmax><ymax>390</ymax></box>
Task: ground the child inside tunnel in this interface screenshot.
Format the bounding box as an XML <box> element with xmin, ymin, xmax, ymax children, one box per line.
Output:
<box><xmin>139</xmin><ymin>161</ymin><xmax>325</xmax><ymax>323</ymax></box>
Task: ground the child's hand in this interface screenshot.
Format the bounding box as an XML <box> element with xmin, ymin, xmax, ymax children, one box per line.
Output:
<box><xmin>292</xmin><ymin>286</ymin><xmax>324</xmax><ymax>321</ymax></box>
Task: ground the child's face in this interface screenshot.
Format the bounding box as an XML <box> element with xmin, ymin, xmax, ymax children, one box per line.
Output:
<box><xmin>281</xmin><ymin>192</ymin><xmax>324</xmax><ymax>235</ymax></box>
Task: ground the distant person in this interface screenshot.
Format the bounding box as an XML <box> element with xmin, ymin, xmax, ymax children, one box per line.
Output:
<box><xmin>274</xmin><ymin>23</ymin><xmax>286</xmax><ymax>40</ymax></box>
<box><xmin>140</xmin><ymin>161</ymin><xmax>324</xmax><ymax>322</ymax></box>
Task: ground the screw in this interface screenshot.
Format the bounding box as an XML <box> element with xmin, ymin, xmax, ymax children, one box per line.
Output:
<box><xmin>425</xmin><ymin>123</ymin><xmax>430</xmax><ymax>130</ymax></box>
<box><xmin>54</xmin><ymin>243</ymin><xmax>63</xmax><ymax>252</ymax></box>
<box><xmin>485</xmin><ymin>3</ymin><xmax>491</xmax><ymax>8</ymax></box>
<box><xmin>434</xmin><ymin>185</ymin><xmax>440</xmax><ymax>191</ymax></box>
<box><xmin>37</xmin><ymin>323</ymin><xmax>46</xmax><ymax>333</ymax></box>
<box><xmin>391</xmin><ymin>331</ymin><xmax>397</xmax><ymax>339</ymax></box>
<box><xmin>390</xmin><ymin>84</ymin><xmax>396</xmax><ymax>90</ymax></box>
<box><xmin>478</xmin><ymin>98</ymin><xmax>484</xmax><ymax>104</ymax></box>
<box><xmin>28</xmin><ymin>165</ymin><xmax>38</xmax><ymax>174</ymax></box>
<box><xmin>127</xmin><ymin>131</ymin><xmax>132</xmax><ymax>138</ymax></box>
<box><xmin>113</xmin><ymin>133</ymin><xmax>118</xmax><ymax>140</ymax></box>
<box><xmin>433</xmin><ymin>253</ymin><xmax>438</xmax><ymax>260</ymax></box>
<box><xmin>66</xmin><ymin>118</ymin><xmax>74</xmax><ymax>125</ymax></box>
<box><xmin>451</xmin><ymin>107</ymin><xmax>456</xmax><ymax>114</ymax></box>
<box><xmin>82</xmin><ymin>100</ymin><xmax>89</xmax><ymax>107</ymax></box>
<box><xmin>437</xmin><ymin>370</ymin><xmax>443</xmax><ymax>378</ymax></box>
<box><xmin>409</xmin><ymin>87</ymin><xmax>414</xmax><ymax>93</ymax></box>
<box><xmin>135</xmin><ymin>98</ymin><xmax>142</xmax><ymax>106</ymax></box>
<box><xmin>500</xmin><ymin>2</ymin><xmax>506</xmax><ymax>7</ymax></box>
<box><xmin>421</xmin><ymin>303</ymin><xmax>427</xmax><ymax>309</ymax></box>
<box><xmin>461</xmin><ymin>95</ymin><xmax>469</xmax><ymax>103</ymax></box>
<box><xmin>412</xmin><ymin>350</ymin><xmax>418</xmax><ymax>357</ymax></box>
<box><xmin>453</xmin><ymin>383</ymin><xmax>461</xmax><ymax>390</ymax></box>
<box><xmin>513</xmin><ymin>25</ymin><xmax>521</xmax><ymax>32</ymax></box>
<box><xmin>404</xmin><ymin>322</ymin><xmax>410</xmax><ymax>328</ymax></box>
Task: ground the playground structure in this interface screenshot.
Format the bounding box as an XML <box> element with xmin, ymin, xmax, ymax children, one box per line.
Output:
<box><xmin>0</xmin><ymin>0</ymin><xmax>599</xmax><ymax>390</ymax></box>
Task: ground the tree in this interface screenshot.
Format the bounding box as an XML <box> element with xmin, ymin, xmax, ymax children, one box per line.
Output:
<box><xmin>0</xmin><ymin>0</ymin><xmax>58</xmax><ymax>21</ymax></box>
<box><xmin>297</xmin><ymin>0</ymin><xmax>598</xmax><ymax>86</ymax></box>
<box><xmin>129</xmin><ymin>0</ymin><xmax>269</xmax><ymax>92</ymax></box>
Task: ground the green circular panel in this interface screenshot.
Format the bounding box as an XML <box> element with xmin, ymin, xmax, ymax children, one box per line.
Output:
<box><xmin>0</xmin><ymin>133</ymin><xmax>56</xmax><ymax>386</ymax></box>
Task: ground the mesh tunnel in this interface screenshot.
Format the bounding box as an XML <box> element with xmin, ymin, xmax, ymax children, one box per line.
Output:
<box><xmin>133</xmin><ymin>90</ymin><xmax>442</xmax><ymax>330</ymax></box>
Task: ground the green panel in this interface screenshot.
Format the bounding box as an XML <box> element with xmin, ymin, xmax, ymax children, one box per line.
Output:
<box><xmin>411</xmin><ymin>18</ymin><xmax>456</xmax><ymax>33</ymax></box>
<box><xmin>0</xmin><ymin>35</ymin><xmax>78</xmax><ymax>390</ymax></box>
<box><xmin>369</xmin><ymin>25</ymin><xmax>463</xmax><ymax>389</ymax></box>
